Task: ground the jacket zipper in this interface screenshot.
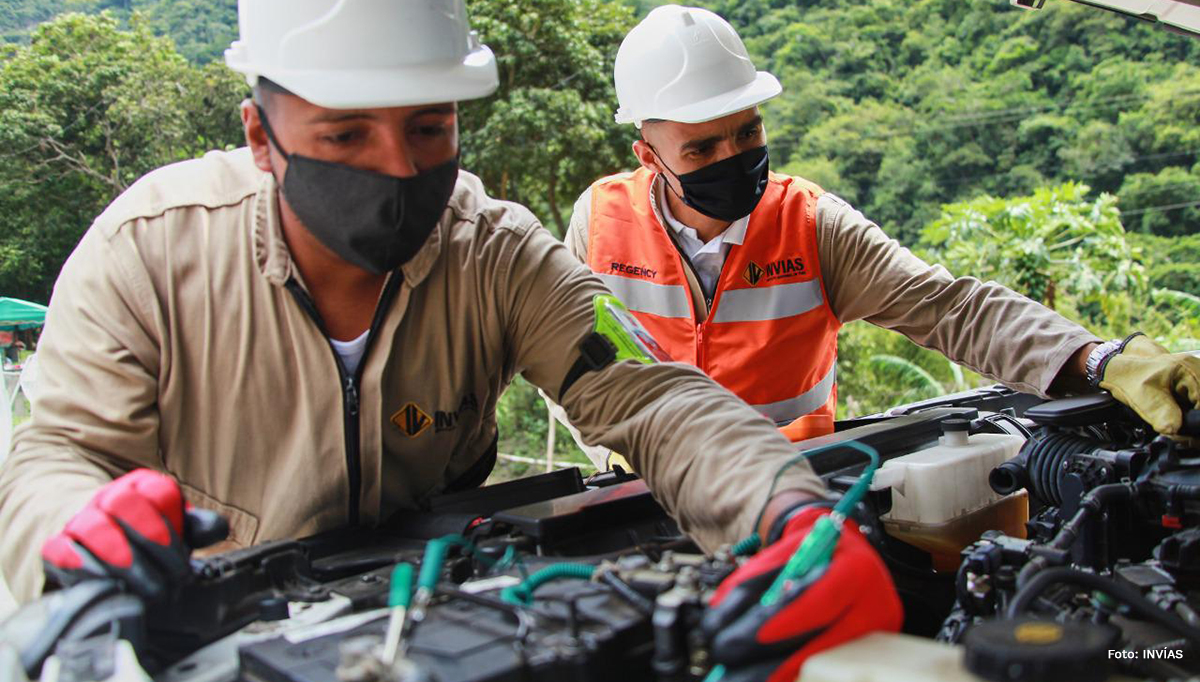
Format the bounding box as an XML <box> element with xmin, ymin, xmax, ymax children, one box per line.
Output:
<box><xmin>706</xmin><ymin>252</ymin><xmax>733</xmax><ymax>317</ymax></box>
<box><xmin>665</xmin><ymin>230</ymin><xmax>734</xmax><ymax>370</ymax></box>
<box><xmin>285</xmin><ymin>273</ymin><xmax>404</xmax><ymax>525</ymax></box>
<box><xmin>696</xmin><ymin>255</ymin><xmax>733</xmax><ymax>371</ymax></box>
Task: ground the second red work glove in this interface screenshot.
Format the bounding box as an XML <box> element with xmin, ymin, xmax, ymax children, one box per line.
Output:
<box><xmin>702</xmin><ymin>505</ymin><xmax>904</xmax><ymax>682</ymax></box>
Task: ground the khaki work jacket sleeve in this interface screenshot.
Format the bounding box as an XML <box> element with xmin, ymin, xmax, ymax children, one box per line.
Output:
<box><xmin>563</xmin><ymin>187</ymin><xmax>592</xmax><ymax>263</ymax></box>
<box><xmin>816</xmin><ymin>194</ymin><xmax>1101</xmax><ymax>397</ymax></box>
<box><xmin>539</xmin><ymin>186</ymin><xmax>615</xmax><ymax>466</ymax></box>
<box><xmin>0</xmin><ymin>226</ymin><xmax>163</xmax><ymax>603</ymax></box>
<box><xmin>499</xmin><ymin>220</ymin><xmax>824</xmax><ymax>553</ymax></box>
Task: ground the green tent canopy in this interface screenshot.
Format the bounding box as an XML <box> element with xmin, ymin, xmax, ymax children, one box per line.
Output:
<box><xmin>0</xmin><ymin>297</ymin><xmax>47</xmax><ymax>331</ymax></box>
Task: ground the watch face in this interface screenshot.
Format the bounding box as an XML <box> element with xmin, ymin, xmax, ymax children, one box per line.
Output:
<box><xmin>1087</xmin><ymin>340</ymin><xmax>1122</xmax><ymax>385</ymax></box>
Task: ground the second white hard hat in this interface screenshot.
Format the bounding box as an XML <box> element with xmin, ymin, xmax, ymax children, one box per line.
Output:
<box><xmin>613</xmin><ymin>5</ymin><xmax>781</xmax><ymax>127</ymax></box>
<box><xmin>225</xmin><ymin>0</ymin><xmax>498</xmax><ymax>109</ymax></box>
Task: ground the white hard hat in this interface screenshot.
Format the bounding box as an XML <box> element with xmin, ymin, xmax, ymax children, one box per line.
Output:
<box><xmin>225</xmin><ymin>0</ymin><xmax>499</xmax><ymax>109</ymax></box>
<box><xmin>613</xmin><ymin>5</ymin><xmax>780</xmax><ymax>127</ymax></box>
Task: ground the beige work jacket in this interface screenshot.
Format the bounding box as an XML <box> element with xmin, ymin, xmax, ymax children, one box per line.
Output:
<box><xmin>0</xmin><ymin>149</ymin><xmax>822</xmax><ymax>603</ymax></box>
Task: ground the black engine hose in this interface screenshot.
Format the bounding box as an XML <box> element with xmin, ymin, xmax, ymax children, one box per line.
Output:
<box><xmin>1016</xmin><ymin>483</ymin><xmax>1134</xmax><ymax>588</ymax></box>
<box><xmin>1166</xmin><ymin>484</ymin><xmax>1200</xmax><ymax>500</ymax></box>
<box><xmin>995</xmin><ymin>433</ymin><xmax>1107</xmax><ymax>503</ymax></box>
<box><xmin>1007</xmin><ymin>566</ymin><xmax>1200</xmax><ymax>647</ymax></box>
<box><xmin>599</xmin><ymin>571</ymin><xmax>656</xmax><ymax>616</ymax></box>
<box><xmin>1049</xmin><ymin>483</ymin><xmax>1135</xmax><ymax>552</ymax></box>
<box><xmin>1039</xmin><ymin>434</ymin><xmax>1098</xmax><ymax>505</ymax></box>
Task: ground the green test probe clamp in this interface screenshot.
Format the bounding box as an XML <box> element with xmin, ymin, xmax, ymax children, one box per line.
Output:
<box><xmin>381</xmin><ymin>535</ymin><xmax>466</xmax><ymax>663</ymax></box>
<box><xmin>706</xmin><ymin>440</ymin><xmax>881</xmax><ymax>682</ymax></box>
<box><xmin>760</xmin><ymin>441</ymin><xmax>881</xmax><ymax>605</ymax></box>
<box><xmin>383</xmin><ymin>562</ymin><xmax>415</xmax><ymax>664</ymax></box>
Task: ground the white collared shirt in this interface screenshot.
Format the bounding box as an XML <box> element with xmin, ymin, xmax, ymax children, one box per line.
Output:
<box><xmin>656</xmin><ymin>176</ymin><xmax>749</xmax><ymax>299</ymax></box>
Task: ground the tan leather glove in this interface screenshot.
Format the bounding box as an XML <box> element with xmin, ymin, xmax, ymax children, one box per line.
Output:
<box><xmin>1098</xmin><ymin>335</ymin><xmax>1200</xmax><ymax>437</ymax></box>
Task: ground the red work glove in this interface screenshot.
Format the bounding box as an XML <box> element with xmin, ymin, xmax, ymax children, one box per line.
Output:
<box><xmin>702</xmin><ymin>505</ymin><xmax>903</xmax><ymax>682</ymax></box>
<box><xmin>41</xmin><ymin>469</ymin><xmax>227</xmax><ymax>601</ymax></box>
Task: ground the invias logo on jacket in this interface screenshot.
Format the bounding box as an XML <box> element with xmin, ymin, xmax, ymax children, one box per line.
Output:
<box><xmin>391</xmin><ymin>393</ymin><xmax>480</xmax><ymax>437</ymax></box>
<box><xmin>392</xmin><ymin>402</ymin><xmax>433</xmax><ymax>437</ymax></box>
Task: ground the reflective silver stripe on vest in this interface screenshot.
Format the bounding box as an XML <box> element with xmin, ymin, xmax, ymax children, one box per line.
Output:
<box><xmin>711</xmin><ymin>279</ymin><xmax>824</xmax><ymax>324</ymax></box>
<box><xmin>596</xmin><ymin>273</ymin><xmax>692</xmax><ymax>319</ymax></box>
<box><xmin>752</xmin><ymin>363</ymin><xmax>837</xmax><ymax>425</ymax></box>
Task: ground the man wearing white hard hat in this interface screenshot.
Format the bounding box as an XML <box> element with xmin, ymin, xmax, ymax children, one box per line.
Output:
<box><xmin>561</xmin><ymin>4</ymin><xmax>1200</xmax><ymax>680</ymax></box>
<box><xmin>0</xmin><ymin>0</ymin><xmax>879</xmax><ymax>631</ymax></box>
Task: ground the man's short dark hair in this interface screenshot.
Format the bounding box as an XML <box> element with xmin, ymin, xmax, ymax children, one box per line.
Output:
<box><xmin>639</xmin><ymin>118</ymin><xmax>665</xmax><ymax>141</ymax></box>
<box><xmin>252</xmin><ymin>77</ymin><xmax>294</xmax><ymax>112</ymax></box>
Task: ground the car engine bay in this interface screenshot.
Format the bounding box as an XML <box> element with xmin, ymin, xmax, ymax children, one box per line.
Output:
<box><xmin>4</xmin><ymin>386</ymin><xmax>1200</xmax><ymax>682</ymax></box>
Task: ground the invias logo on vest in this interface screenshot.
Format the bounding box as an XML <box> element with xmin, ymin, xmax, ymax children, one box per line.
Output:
<box><xmin>743</xmin><ymin>261</ymin><xmax>765</xmax><ymax>286</ymax></box>
<box><xmin>744</xmin><ymin>257</ymin><xmax>807</xmax><ymax>286</ymax></box>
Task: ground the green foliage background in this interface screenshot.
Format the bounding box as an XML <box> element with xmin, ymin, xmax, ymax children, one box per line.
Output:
<box><xmin>2</xmin><ymin>0</ymin><xmax>237</xmax><ymax>63</ymax></box>
<box><xmin>1</xmin><ymin>0</ymin><xmax>1198</xmax><ymax>467</ymax></box>
<box><xmin>838</xmin><ymin>183</ymin><xmax>1199</xmax><ymax>419</ymax></box>
<box><xmin>707</xmin><ymin>0</ymin><xmax>1200</xmax><ymax>244</ymax></box>
<box><xmin>0</xmin><ymin>12</ymin><xmax>245</xmax><ymax>301</ymax></box>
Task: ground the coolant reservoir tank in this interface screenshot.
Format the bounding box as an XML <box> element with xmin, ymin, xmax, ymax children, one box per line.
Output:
<box><xmin>871</xmin><ymin>419</ymin><xmax>1028</xmax><ymax>571</ymax></box>
<box><xmin>799</xmin><ymin>632</ymin><xmax>1142</xmax><ymax>682</ymax></box>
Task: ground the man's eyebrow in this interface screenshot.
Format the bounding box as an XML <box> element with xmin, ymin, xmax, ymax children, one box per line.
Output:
<box><xmin>411</xmin><ymin>105</ymin><xmax>456</xmax><ymax>118</ymax></box>
<box><xmin>680</xmin><ymin>116</ymin><xmax>763</xmax><ymax>152</ymax></box>
<box><xmin>739</xmin><ymin>115</ymin><xmax>764</xmax><ymax>133</ymax></box>
<box><xmin>304</xmin><ymin>105</ymin><xmax>455</xmax><ymax>125</ymax></box>
<box><xmin>681</xmin><ymin>134</ymin><xmax>723</xmax><ymax>153</ymax></box>
<box><xmin>306</xmin><ymin>111</ymin><xmax>376</xmax><ymax>124</ymax></box>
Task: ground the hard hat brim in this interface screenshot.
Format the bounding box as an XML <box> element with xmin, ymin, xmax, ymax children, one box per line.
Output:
<box><xmin>615</xmin><ymin>71</ymin><xmax>782</xmax><ymax>125</ymax></box>
<box><xmin>228</xmin><ymin>46</ymin><xmax>499</xmax><ymax>110</ymax></box>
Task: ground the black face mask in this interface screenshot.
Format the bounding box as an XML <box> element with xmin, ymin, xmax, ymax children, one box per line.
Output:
<box><xmin>256</xmin><ymin>105</ymin><xmax>458</xmax><ymax>275</ymax></box>
<box><xmin>652</xmin><ymin>145</ymin><xmax>770</xmax><ymax>222</ymax></box>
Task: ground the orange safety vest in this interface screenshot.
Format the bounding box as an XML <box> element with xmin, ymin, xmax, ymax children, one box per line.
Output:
<box><xmin>587</xmin><ymin>168</ymin><xmax>841</xmax><ymax>441</ymax></box>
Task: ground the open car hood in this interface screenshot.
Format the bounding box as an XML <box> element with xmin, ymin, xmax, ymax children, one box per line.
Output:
<box><xmin>1018</xmin><ymin>0</ymin><xmax>1200</xmax><ymax>37</ymax></box>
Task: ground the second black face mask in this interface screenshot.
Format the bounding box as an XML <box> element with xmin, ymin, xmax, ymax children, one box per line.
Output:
<box><xmin>257</xmin><ymin>106</ymin><xmax>458</xmax><ymax>275</ymax></box>
<box><xmin>655</xmin><ymin>145</ymin><xmax>770</xmax><ymax>223</ymax></box>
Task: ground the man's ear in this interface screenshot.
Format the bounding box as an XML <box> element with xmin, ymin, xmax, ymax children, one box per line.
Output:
<box><xmin>241</xmin><ymin>100</ymin><xmax>274</xmax><ymax>174</ymax></box>
<box><xmin>632</xmin><ymin>139</ymin><xmax>661</xmax><ymax>174</ymax></box>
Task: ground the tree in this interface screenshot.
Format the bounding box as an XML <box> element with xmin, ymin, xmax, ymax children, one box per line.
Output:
<box><xmin>2</xmin><ymin>1</ymin><xmax>64</xmax><ymax>42</ymax></box>
<box><xmin>694</xmin><ymin>0</ymin><xmax>1200</xmax><ymax>242</ymax></box>
<box><xmin>2</xmin><ymin>0</ymin><xmax>238</xmax><ymax>64</ymax></box>
<box><xmin>1117</xmin><ymin>167</ymin><xmax>1200</xmax><ymax>237</ymax></box>
<box><xmin>865</xmin><ymin>354</ymin><xmax>968</xmax><ymax>403</ymax></box>
<box><xmin>835</xmin><ymin>320</ymin><xmax>983</xmax><ymax>418</ymax></box>
<box><xmin>136</xmin><ymin>0</ymin><xmax>237</xmax><ymax>64</ymax></box>
<box><xmin>459</xmin><ymin>0</ymin><xmax>637</xmax><ymax>237</ymax></box>
<box><xmin>1058</xmin><ymin>120</ymin><xmax>1135</xmax><ymax>194</ymax></box>
<box><xmin>494</xmin><ymin>376</ymin><xmax>591</xmax><ymax>479</ymax></box>
<box><xmin>12</xmin><ymin>0</ymin><xmax>1200</xmax><ymax>240</ymax></box>
<box><xmin>0</xmin><ymin>12</ymin><xmax>245</xmax><ymax>301</ymax></box>
<box><xmin>1120</xmin><ymin>63</ymin><xmax>1200</xmax><ymax>158</ymax></box>
<box><xmin>921</xmin><ymin>183</ymin><xmax>1145</xmax><ymax>314</ymax></box>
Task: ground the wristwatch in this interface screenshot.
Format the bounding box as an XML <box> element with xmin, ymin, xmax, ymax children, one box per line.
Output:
<box><xmin>1085</xmin><ymin>332</ymin><xmax>1144</xmax><ymax>389</ymax></box>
